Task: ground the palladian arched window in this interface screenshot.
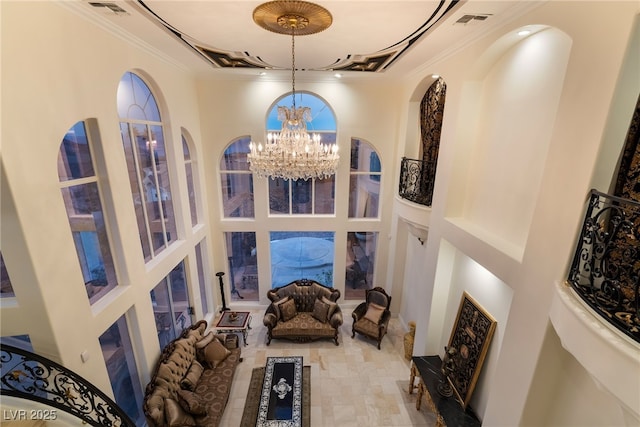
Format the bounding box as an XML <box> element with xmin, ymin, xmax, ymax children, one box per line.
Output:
<box><xmin>117</xmin><ymin>71</ymin><xmax>177</xmax><ymax>261</ymax></box>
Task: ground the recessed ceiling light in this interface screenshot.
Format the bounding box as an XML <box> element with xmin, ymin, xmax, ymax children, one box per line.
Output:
<box><xmin>259</xmin><ymin>71</ymin><xmax>267</xmax><ymax>76</ymax></box>
<box><xmin>431</xmin><ymin>74</ymin><xmax>440</xmax><ymax>79</ymax></box>
<box><xmin>518</xmin><ymin>30</ymin><xmax>531</xmax><ymax>36</ymax></box>
<box><xmin>334</xmin><ymin>73</ymin><xmax>342</xmax><ymax>79</ymax></box>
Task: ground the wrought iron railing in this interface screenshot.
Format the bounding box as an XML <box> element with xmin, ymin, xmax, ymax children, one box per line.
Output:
<box><xmin>568</xmin><ymin>189</ymin><xmax>640</xmax><ymax>343</ymax></box>
<box><xmin>0</xmin><ymin>344</ymin><xmax>135</xmax><ymax>426</ymax></box>
<box><xmin>399</xmin><ymin>157</ymin><xmax>437</xmax><ymax>206</ymax></box>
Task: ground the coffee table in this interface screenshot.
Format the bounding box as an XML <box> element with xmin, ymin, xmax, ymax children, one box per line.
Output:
<box><xmin>214</xmin><ymin>311</ymin><xmax>252</xmax><ymax>346</ymax></box>
<box><xmin>257</xmin><ymin>356</ymin><xmax>303</xmax><ymax>427</ymax></box>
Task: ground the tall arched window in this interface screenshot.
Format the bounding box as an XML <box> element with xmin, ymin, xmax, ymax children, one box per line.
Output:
<box><xmin>117</xmin><ymin>72</ymin><xmax>177</xmax><ymax>261</ymax></box>
<box><xmin>58</xmin><ymin>120</ymin><xmax>118</xmax><ymax>304</ymax></box>
<box><xmin>220</xmin><ymin>136</ymin><xmax>254</xmax><ymax>218</ymax></box>
<box><xmin>182</xmin><ymin>131</ymin><xmax>199</xmax><ymax>227</ymax></box>
<box><xmin>267</xmin><ymin>93</ymin><xmax>337</xmax><ymax>215</ymax></box>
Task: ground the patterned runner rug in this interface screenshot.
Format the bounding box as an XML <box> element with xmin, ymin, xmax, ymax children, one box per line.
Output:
<box><xmin>240</xmin><ymin>366</ymin><xmax>311</xmax><ymax>427</ymax></box>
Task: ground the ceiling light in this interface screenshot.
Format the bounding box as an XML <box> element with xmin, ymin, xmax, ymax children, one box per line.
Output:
<box><xmin>249</xmin><ymin>1</ymin><xmax>338</xmax><ymax>181</ymax></box>
<box><xmin>431</xmin><ymin>74</ymin><xmax>440</xmax><ymax>79</ymax></box>
<box><xmin>518</xmin><ymin>30</ymin><xmax>531</xmax><ymax>36</ymax></box>
<box><xmin>334</xmin><ymin>73</ymin><xmax>342</xmax><ymax>79</ymax></box>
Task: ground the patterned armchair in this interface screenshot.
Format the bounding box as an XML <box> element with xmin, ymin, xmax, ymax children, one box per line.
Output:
<box><xmin>351</xmin><ymin>287</ymin><xmax>392</xmax><ymax>349</ymax></box>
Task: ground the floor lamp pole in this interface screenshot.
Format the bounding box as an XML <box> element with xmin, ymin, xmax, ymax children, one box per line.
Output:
<box><xmin>216</xmin><ymin>272</ymin><xmax>229</xmax><ymax>312</ymax></box>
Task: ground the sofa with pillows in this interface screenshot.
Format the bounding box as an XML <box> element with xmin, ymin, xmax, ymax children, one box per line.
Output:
<box><xmin>263</xmin><ymin>279</ymin><xmax>343</xmax><ymax>345</ymax></box>
<box><xmin>143</xmin><ymin>320</ymin><xmax>242</xmax><ymax>427</ymax></box>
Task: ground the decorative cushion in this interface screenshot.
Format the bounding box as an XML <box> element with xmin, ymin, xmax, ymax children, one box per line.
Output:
<box><xmin>322</xmin><ymin>296</ymin><xmax>338</xmax><ymax>319</ymax></box>
<box><xmin>312</xmin><ymin>298</ymin><xmax>329</xmax><ymax>323</ymax></box>
<box><xmin>198</xmin><ymin>338</ymin><xmax>231</xmax><ymax>369</ymax></box>
<box><xmin>364</xmin><ymin>302</ymin><xmax>385</xmax><ymax>324</ymax></box>
<box><xmin>194</xmin><ymin>332</ymin><xmax>216</xmax><ymax>361</ymax></box>
<box><xmin>180</xmin><ymin>360</ymin><xmax>204</xmax><ymax>391</ymax></box>
<box><xmin>165</xmin><ymin>398</ymin><xmax>196</xmax><ymax>427</ymax></box>
<box><xmin>177</xmin><ymin>389</ymin><xmax>208</xmax><ymax>415</ymax></box>
<box><xmin>280</xmin><ymin>298</ymin><xmax>298</xmax><ymax>322</ymax></box>
<box><xmin>195</xmin><ymin>331</ymin><xmax>215</xmax><ymax>351</ymax></box>
<box><xmin>273</xmin><ymin>296</ymin><xmax>291</xmax><ymax>319</ymax></box>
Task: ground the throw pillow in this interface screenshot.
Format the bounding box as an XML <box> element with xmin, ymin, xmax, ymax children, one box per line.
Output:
<box><xmin>280</xmin><ymin>298</ymin><xmax>298</xmax><ymax>322</ymax></box>
<box><xmin>177</xmin><ymin>389</ymin><xmax>208</xmax><ymax>415</ymax></box>
<box><xmin>273</xmin><ymin>296</ymin><xmax>290</xmax><ymax>319</ymax></box>
<box><xmin>195</xmin><ymin>331</ymin><xmax>215</xmax><ymax>351</ymax></box>
<box><xmin>198</xmin><ymin>338</ymin><xmax>231</xmax><ymax>369</ymax></box>
<box><xmin>165</xmin><ymin>398</ymin><xmax>196</xmax><ymax>427</ymax></box>
<box><xmin>312</xmin><ymin>298</ymin><xmax>330</xmax><ymax>323</ymax></box>
<box><xmin>321</xmin><ymin>296</ymin><xmax>338</xmax><ymax>320</ymax></box>
<box><xmin>195</xmin><ymin>332</ymin><xmax>216</xmax><ymax>361</ymax></box>
<box><xmin>364</xmin><ymin>302</ymin><xmax>385</xmax><ymax>324</ymax></box>
<box><xmin>180</xmin><ymin>360</ymin><xmax>204</xmax><ymax>391</ymax></box>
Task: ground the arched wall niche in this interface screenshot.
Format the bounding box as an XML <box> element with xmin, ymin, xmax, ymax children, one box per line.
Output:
<box><xmin>445</xmin><ymin>26</ymin><xmax>573</xmax><ymax>261</ymax></box>
<box><xmin>404</xmin><ymin>75</ymin><xmax>447</xmax><ymax>159</ymax></box>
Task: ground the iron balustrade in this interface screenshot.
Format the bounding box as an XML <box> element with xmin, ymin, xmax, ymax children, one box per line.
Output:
<box><xmin>399</xmin><ymin>157</ymin><xmax>437</xmax><ymax>206</ymax></box>
<box><xmin>568</xmin><ymin>189</ymin><xmax>640</xmax><ymax>343</ymax></box>
<box><xmin>0</xmin><ymin>343</ymin><xmax>135</xmax><ymax>426</ymax></box>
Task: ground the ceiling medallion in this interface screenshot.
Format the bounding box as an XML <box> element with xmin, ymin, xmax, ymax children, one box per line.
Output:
<box><xmin>252</xmin><ymin>1</ymin><xmax>332</xmax><ymax>36</ymax></box>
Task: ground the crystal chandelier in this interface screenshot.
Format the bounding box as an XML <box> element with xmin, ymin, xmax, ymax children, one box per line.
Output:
<box><xmin>249</xmin><ymin>1</ymin><xmax>338</xmax><ymax>181</ymax></box>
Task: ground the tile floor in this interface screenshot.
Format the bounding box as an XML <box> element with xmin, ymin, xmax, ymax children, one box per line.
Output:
<box><xmin>217</xmin><ymin>310</ymin><xmax>440</xmax><ymax>426</ymax></box>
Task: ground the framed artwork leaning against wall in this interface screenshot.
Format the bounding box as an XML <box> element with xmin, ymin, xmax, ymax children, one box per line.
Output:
<box><xmin>445</xmin><ymin>291</ymin><xmax>497</xmax><ymax>409</ymax></box>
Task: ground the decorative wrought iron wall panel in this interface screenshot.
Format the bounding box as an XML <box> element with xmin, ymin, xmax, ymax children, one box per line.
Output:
<box><xmin>0</xmin><ymin>344</ymin><xmax>135</xmax><ymax>427</ymax></box>
<box><xmin>568</xmin><ymin>189</ymin><xmax>640</xmax><ymax>342</ymax></box>
<box><xmin>399</xmin><ymin>157</ymin><xmax>436</xmax><ymax>206</ymax></box>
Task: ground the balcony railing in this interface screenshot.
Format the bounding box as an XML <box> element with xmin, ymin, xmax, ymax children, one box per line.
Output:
<box><xmin>568</xmin><ymin>189</ymin><xmax>640</xmax><ymax>343</ymax></box>
<box><xmin>399</xmin><ymin>157</ymin><xmax>436</xmax><ymax>206</ymax></box>
<box><xmin>0</xmin><ymin>343</ymin><xmax>135</xmax><ymax>426</ymax></box>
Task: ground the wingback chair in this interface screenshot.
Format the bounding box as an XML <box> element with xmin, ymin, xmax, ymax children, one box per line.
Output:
<box><xmin>351</xmin><ymin>287</ymin><xmax>392</xmax><ymax>349</ymax></box>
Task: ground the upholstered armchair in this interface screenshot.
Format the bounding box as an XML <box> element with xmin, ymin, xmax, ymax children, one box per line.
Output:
<box><xmin>351</xmin><ymin>287</ymin><xmax>392</xmax><ymax>349</ymax></box>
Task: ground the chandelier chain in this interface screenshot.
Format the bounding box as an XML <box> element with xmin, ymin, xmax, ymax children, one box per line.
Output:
<box><xmin>291</xmin><ymin>25</ymin><xmax>296</xmax><ymax>108</ymax></box>
<box><xmin>248</xmin><ymin>5</ymin><xmax>339</xmax><ymax>181</ymax></box>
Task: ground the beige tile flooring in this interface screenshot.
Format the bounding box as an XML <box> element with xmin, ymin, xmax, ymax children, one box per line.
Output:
<box><xmin>217</xmin><ymin>310</ymin><xmax>440</xmax><ymax>426</ymax></box>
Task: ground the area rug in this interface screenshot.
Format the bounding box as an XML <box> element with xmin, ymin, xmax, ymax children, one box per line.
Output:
<box><xmin>240</xmin><ymin>365</ymin><xmax>311</xmax><ymax>427</ymax></box>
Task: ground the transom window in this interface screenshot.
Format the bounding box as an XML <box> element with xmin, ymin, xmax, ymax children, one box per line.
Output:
<box><xmin>117</xmin><ymin>72</ymin><xmax>177</xmax><ymax>261</ymax></box>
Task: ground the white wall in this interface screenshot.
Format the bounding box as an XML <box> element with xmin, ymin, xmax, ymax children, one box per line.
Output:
<box><xmin>395</xmin><ymin>1</ymin><xmax>640</xmax><ymax>426</ymax></box>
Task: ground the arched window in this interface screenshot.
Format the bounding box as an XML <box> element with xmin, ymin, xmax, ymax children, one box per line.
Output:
<box><xmin>267</xmin><ymin>93</ymin><xmax>336</xmax><ymax>215</ymax></box>
<box><xmin>220</xmin><ymin>136</ymin><xmax>254</xmax><ymax>218</ymax></box>
<box><xmin>117</xmin><ymin>71</ymin><xmax>177</xmax><ymax>261</ymax></box>
<box><xmin>349</xmin><ymin>138</ymin><xmax>381</xmax><ymax>218</ymax></box>
<box><xmin>58</xmin><ymin>120</ymin><xmax>118</xmax><ymax>304</ymax></box>
<box><xmin>182</xmin><ymin>131</ymin><xmax>199</xmax><ymax>227</ymax></box>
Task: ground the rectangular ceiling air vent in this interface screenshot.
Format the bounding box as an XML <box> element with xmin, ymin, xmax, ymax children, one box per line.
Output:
<box><xmin>88</xmin><ymin>2</ymin><xmax>129</xmax><ymax>16</ymax></box>
<box><xmin>455</xmin><ymin>14</ymin><xmax>492</xmax><ymax>24</ymax></box>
